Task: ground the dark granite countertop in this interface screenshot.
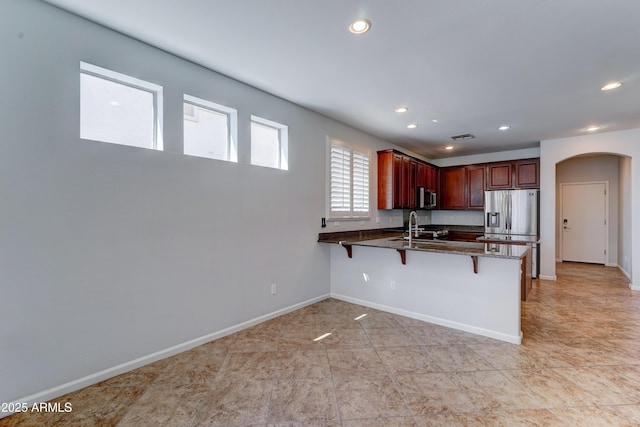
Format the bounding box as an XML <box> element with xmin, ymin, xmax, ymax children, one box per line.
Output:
<box><xmin>318</xmin><ymin>228</ymin><xmax>528</xmax><ymax>260</ymax></box>
<box><xmin>342</xmin><ymin>237</ymin><xmax>528</xmax><ymax>260</ymax></box>
<box><xmin>317</xmin><ymin>228</ymin><xmax>403</xmax><ymax>244</ymax></box>
<box><xmin>318</xmin><ymin>225</ymin><xmax>483</xmax><ymax>244</ymax></box>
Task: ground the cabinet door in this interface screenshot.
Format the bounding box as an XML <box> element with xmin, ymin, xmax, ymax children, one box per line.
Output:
<box><xmin>409</xmin><ymin>159</ymin><xmax>417</xmax><ymax>208</ymax></box>
<box><xmin>487</xmin><ymin>162</ymin><xmax>513</xmax><ymax>189</ymax></box>
<box><xmin>439</xmin><ymin>167</ymin><xmax>466</xmax><ymax>209</ymax></box>
<box><xmin>447</xmin><ymin>231</ymin><xmax>484</xmax><ymax>242</ymax></box>
<box><xmin>401</xmin><ymin>156</ymin><xmax>411</xmax><ymax>207</ymax></box>
<box><xmin>393</xmin><ymin>154</ymin><xmax>403</xmax><ymax>208</ymax></box>
<box><xmin>417</xmin><ymin>162</ymin><xmax>426</xmax><ymax>187</ymax></box>
<box><xmin>467</xmin><ymin>165</ymin><xmax>486</xmax><ymax>209</ymax></box>
<box><xmin>515</xmin><ymin>158</ymin><xmax>540</xmax><ymax>188</ymax></box>
<box><xmin>377</xmin><ymin>152</ymin><xmax>394</xmax><ymax>209</ymax></box>
<box><xmin>427</xmin><ymin>165</ymin><xmax>437</xmax><ymax>192</ymax></box>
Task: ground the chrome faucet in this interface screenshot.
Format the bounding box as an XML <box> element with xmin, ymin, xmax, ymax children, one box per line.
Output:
<box><xmin>408</xmin><ymin>210</ymin><xmax>419</xmax><ymax>246</ymax></box>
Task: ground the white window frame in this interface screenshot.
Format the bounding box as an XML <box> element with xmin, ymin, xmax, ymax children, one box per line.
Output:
<box><xmin>327</xmin><ymin>138</ymin><xmax>371</xmax><ymax>219</ymax></box>
<box><xmin>183</xmin><ymin>94</ymin><xmax>238</xmax><ymax>162</ymax></box>
<box><xmin>80</xmin><ymin>61</ymin><xmax>163</xmax><ymax>150</ymax></box>
<box><xmin>250</xmin><ymin>115</ymin><xmax>288</xmax><ymax>170</ymax></box>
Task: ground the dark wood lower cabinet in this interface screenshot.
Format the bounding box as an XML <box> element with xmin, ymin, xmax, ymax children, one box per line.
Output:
<box><xmin>521</xmin><ymin>251</ymin><xmax>532</xmax><ymax>301</ymax></box>
<box><xmin>446</xmin><ymin>231</ymin><xmax>483</xmax><ymax>242</ymax></box>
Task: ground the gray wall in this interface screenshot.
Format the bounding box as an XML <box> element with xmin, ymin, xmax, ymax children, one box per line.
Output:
<box><xmin>0</xmin><ymin>0</ymin><xmax>401</xmax><ymax>403</ymax></box>
<box><xmin>618</xmin><ymin>156</ymin><xmax>632</xmax><ymax>277</ymax></box>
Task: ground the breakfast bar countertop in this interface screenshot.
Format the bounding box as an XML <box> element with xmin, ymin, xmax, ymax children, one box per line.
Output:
<box><xmin>318</xmin><ymin>228</ymin><xmax>529</xmax><ymax>260</ymax></box>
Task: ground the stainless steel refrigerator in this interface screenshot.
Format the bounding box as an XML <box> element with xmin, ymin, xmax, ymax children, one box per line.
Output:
<box><xmin>484</xmin><ymin>189</ymin><xmax>540</xmax><ymax>277</ymax></box>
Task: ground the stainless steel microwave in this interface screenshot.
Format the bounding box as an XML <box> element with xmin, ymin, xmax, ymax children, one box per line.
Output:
<box><xmin>417</xmin><ymin>187</ymin><xmax>437</xmax><ymax>209</ymax></box>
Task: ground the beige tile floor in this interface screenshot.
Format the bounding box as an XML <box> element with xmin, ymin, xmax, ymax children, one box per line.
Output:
<box><xmin>3</xmin><ymin>262</ymin><xmax>640</xmax><ymax>426</ymax></box>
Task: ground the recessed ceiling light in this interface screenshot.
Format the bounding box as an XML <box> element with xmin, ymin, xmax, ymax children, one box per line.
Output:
<box><xmin>601</xmin><ymin>82</ymin><xmax>622</xmax><ymax>91</ymax></box>
<box><xmin>432</xmin><ymin>119</ymin><xmax>439</xmax><ymax>123</ymax></box>
<box><xmin>110</xmin><ymin>101</ymin><xmax>120</xmax><ymax>106</ymax></box>
<box><xmin>349</xmin><ymin>19</ymin><xmax>371</xmax><ymax>34</ymax></box>
<box><xmin>394</xmin><ymin>106</ymin><xmax>408</xmax><ymax>113</ymax></box>
<box><xmin>407</xmin><ymin>123</ymin><xmax>418</xmax><ymax>129</ymax></box>
<box><xmin>444</xmin><ymin>145</ymin><xmax>454</xmax><ymax>150</ymax></box>
<box><xmin>498</xmin><ymin>125</ymin><xmax>511</xmax><ymax>131</ymax></box>
<box><xmin>586</xmin><ymin>126</ymin><xmax>600</xmax><ymax>132</ymax></box>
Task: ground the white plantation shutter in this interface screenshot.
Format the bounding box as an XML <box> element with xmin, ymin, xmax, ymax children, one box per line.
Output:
<box><xmin>329</xmin><ymin>143</ymin><xmax>370</xmax><ymax>217</ymax></box>
<box><xmin>330</xmin><ymin>145</ymin><xmax>351</xmax><ymax>213</ymax></box>
<box><xmin>352</xmin><ymin>151</ymin><xmax>369</xmax><ymax>212</ymax></box>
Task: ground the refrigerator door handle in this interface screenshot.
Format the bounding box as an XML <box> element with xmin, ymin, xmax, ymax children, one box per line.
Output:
<box><xmin>506</xmin><ymin>194</ymin><xmax>512</xmax><ymax>230</ymax></box>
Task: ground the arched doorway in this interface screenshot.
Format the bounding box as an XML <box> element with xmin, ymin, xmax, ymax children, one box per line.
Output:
<box><xmin>556</xmin><ymin>154</ymin><xmax>627</xmax><ymax>271</ymax></box>
<box><xmin>539</xmin><ymin>128</ymin><xmax>638</xmax><ymax>289</ymax></box>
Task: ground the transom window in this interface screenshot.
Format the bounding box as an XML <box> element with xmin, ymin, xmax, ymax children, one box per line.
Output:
<box><xmin>183</xmin><ymin>94</ymin><xmax>237</xmax><ymax>162</ymax></box>
<box><xmin>250</xmin><ymin>115</ymin><xmax>288</xmax><ymax>170</ymax></box>
<box><xmin>80</xmin><ymin>62</ymin><xmax>163</xmax><ymax>150</ymax></box>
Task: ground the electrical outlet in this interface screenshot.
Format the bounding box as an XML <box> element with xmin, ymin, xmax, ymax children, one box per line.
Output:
<box><xmin>271</xmin><ymin>283</ymin><xmax>277</xmax><ymax>295</ymax></box>
<box><xmin>390</xmin><ymin>281</ymin><xmax>396</xmax><ymax>290</ymax></box>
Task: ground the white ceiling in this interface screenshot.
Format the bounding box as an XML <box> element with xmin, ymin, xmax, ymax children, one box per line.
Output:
<box><xmin>44</xmin><ymin>0</ymin><xmax>640</xmax><ymax>158</ymax></box>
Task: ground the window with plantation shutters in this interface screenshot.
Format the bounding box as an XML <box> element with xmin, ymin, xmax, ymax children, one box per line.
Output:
<box><xmin>352</xmin><ymin>151</ymin><xmax>370</xmax><ymax>212</ymax></box>
<box><xmin>329</xmin><ymin>142</ymin><xmax>370</xmax><ymax>218</ymax></box>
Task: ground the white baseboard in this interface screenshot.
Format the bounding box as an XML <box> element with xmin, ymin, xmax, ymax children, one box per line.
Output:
<box><xmin>626</xmin><ymin>269</ymin><xmax>638</xmax><ymax>291</ymax></box>
<box><xmin>618</xmin><ymin>265</ymin><xmax>631</xmax><ymax>280</ymax></box>
<box><xmin>330</xmin><ymin>293</ymin><xmax>522</xmax><ymax>345</ymax></box>
<box><xmin>539</xmin><ymin>274</ymin><xmax>557</xmax><ymax>281</ymax></box>
<box><xmin>2</xmin><ymin>294</ymin><xmax>330</xmax><ymax>419</ymax></box>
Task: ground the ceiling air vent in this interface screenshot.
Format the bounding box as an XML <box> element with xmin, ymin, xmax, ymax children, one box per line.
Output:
<box><xmin>451</xmin><ymin>133</ymin><xmax>475</xmax><ymax>141</ymax></box>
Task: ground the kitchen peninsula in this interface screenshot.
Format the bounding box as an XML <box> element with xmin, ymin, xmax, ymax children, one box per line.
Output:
<box><xmin>319</xmin><ymin>229</ymin><xmax>530</xmax><ymax>344</ymax></box>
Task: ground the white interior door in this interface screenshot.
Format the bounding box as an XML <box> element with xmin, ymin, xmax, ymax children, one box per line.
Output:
<box><xmin>561</xmin><ymin>182</ymin><xmax>607</xmax><ymax>264</ymax></box>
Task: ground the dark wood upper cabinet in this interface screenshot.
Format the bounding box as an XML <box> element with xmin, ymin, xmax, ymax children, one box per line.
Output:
<box><xmin>515</xmin><ymin>158</ymin><xmax>540</xmax><ymax>188</ymax></box>
<box><xmin>376</xmin><ymin>151</ymin><xmax>395</xmax><ymax>209</ymax></box>
<box><xmin>439</xmin><ymin>165</ymin><xmax>485</xmax><ymax>210</ymax></box>
<box><xmin>439</xmin><ymin>167</ymin><xmax>467</xmax><ymax>209</ymax></box>
<box><xmin>467</xmin><ymin>165</ymin><xmax>486</xmax><ymax>209</ymax></box>
<box><xmin>377</xmin><ymin>150</ymin><xmax>437</xmax><ymax>210</ymax></box>
<box><xmin>487</xmin><ymin>158</ymin><xmax>539</xmax><ymax>190</ymax></box>
<box><xmin>409</xmin><ymin>159</ymin><xmax>417</xmax><ymax>208</ymax></box>
<box><xmin>426</xmin><ymin>164</ymin><xmax>437</xmax><ymax>192</ymax></box>
<box><xmin>393</xmin><ymin>154</ymin><xmax>403</xmax><ymax>208</ymax></box>
<box><xmin>417</xmin><ymin>162</ymin><xmax>425</xmax><ymax>187</ymax></box>
<box><xmin>379</xmin><ymin>149</ymin><xmax>537</xmax><ymax>211</ymax></box>
<box><xmin>487</xmin><ymin>162</ymin><xmax>513</xmax><ymax>189</ymax></box>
